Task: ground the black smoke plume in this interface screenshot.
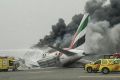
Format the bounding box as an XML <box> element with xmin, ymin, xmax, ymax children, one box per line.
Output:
<box><xmin>85</xmin><ymin>0</ymin><xmax>120</xmax><ymax>26</ymax></box>
<box><xmin>34</xmin><ymin>14</ymin><xmax>83</xmax><ymax>48</ymax></box>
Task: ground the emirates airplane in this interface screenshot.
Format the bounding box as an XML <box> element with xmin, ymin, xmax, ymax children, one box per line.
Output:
<box><xmin>36</xmin><ymin>13</ymin><xmax>92</xmax><ymax>68</ymax></box>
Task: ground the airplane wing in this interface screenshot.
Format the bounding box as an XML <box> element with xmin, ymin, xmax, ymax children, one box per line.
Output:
<box><xmin>48</xmin><ymin>45</ymin><xmax>77</xmax><ymax>56</ymax></box>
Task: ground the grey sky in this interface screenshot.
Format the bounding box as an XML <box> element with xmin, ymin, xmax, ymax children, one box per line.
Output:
<box><xmin>0</xmin><ymin>0</ymin><xmax>87</xmax><ymax>50</ymax></box>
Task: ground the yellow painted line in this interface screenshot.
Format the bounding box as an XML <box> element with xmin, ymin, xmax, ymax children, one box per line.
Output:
<box><xmin>78</xmin><ymin>76</ymin><xmax>120</xmax><ymax>78</ymax></box>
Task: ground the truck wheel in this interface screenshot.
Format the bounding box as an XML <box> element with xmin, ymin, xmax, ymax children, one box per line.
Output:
<box><xmin>102</xmin><ymin>68</ymin><xmax>110</xmax><ymax>74</ymax></box>
<box><xmin>86</xmin><ymin>67</ymin><xmax>93</xmax><ymax>73</ymax></box>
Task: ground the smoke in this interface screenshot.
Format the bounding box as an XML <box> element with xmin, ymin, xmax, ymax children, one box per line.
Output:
<box><xmin>34</xmin><ymin>0</ymin><xmax>120</xmax><ymax>55</ymax></box>
<box><xmin>85</xmin><ymin>0</ymin><xmax>120</xmax><ymax>55</ymax></box>
<box><xmin>85</xmin><ymin>0</ymin><xmax>120</xmax><ymax>26</ymax></box>
<box><xmin>85</xmin><ymin>21</ymin><xmax>114</xmax><ymax>54</ymax></box>
<box><xmin>111</xmin><ymin>24</ymin><xmax>120</xmax><ymax>52</ymax></box>
<box><xmin>34</xmin><ymin>14</ymin><xmax>83</xmax><ymax>48</ymax></box>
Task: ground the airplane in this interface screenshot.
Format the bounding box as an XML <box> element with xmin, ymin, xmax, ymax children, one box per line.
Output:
<box><xmin>37</xmin><ymin>13</ymin><xmax>92</xmax><ymax>68</ymax></box>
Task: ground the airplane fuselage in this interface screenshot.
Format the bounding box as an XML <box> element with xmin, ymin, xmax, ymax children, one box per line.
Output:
<box><xmin>37</xmin><ymin>49</ymin><xmax>84</xmax><ymax>67</ymax></box>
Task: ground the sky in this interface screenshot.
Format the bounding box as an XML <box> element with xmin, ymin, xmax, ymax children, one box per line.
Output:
<box><xmin>0</xmin><ymin>0</ymin><xmax>87</xmax><ymax>50</ymax></box>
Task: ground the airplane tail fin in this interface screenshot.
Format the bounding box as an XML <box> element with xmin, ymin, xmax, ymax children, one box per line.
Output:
<box><xmin>69</xmin><ymin>13</ymin><xmax>89</xmax><ymax>49</ymax></box>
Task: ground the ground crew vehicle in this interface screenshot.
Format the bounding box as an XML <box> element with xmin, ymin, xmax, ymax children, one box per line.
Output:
<box><xmin>85</xmin><ymin>59</ymin><xmax>120</xmax><ymax>74</ymax></box>
<box><xmin>0</xmin><ymin>56</ymin><xmax>19</xmax><ymax>71</ymax></box>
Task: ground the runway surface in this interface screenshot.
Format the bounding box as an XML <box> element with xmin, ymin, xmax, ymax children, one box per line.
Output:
<box><xmin>0</xmin><ymin>68</ymin><xmax>120</xmax><ymax>80</ymax></box>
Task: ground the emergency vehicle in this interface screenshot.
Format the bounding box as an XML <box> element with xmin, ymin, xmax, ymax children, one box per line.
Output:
<box><xmin>0</xmin><ymin>56</ymin><xmax>19</xmax><ymax>71</ymax></box>
<box><xmin>85</xmin><ymin>53</ymin><xmax>120</xmax><ymax>74</ymax></box>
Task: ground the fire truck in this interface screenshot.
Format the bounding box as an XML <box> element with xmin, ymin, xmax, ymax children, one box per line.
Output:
<box><xmin>85</xmin><ymin>53</ymin><xmax>120</xmax><ymax>74</ymax></box>
<box><xmin>0</xmin><ymin>56</ymin><xmax>19</xmax><ymax>71</ymax></box>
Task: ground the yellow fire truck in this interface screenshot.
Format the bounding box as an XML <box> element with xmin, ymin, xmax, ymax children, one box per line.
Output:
<box><xmin>85</xmin><ymin>59</ymin><xmax>120</xmax><ymax>74</ymax></box>
<box><xmin>85</xmin><ymin>53</ymin><xmax>120</xmax><ymax>74</ymax></box>
<box><xmin>0</xmin><ymin>56</ymin><xmax>19</xmax><ymax>71</ymax></box>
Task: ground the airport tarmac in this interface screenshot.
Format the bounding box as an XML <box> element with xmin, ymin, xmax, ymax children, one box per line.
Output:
<box><xmin>0</xmin><ymin>68</ymin><xmax>120</xmax><ymax>80</ymax></box>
